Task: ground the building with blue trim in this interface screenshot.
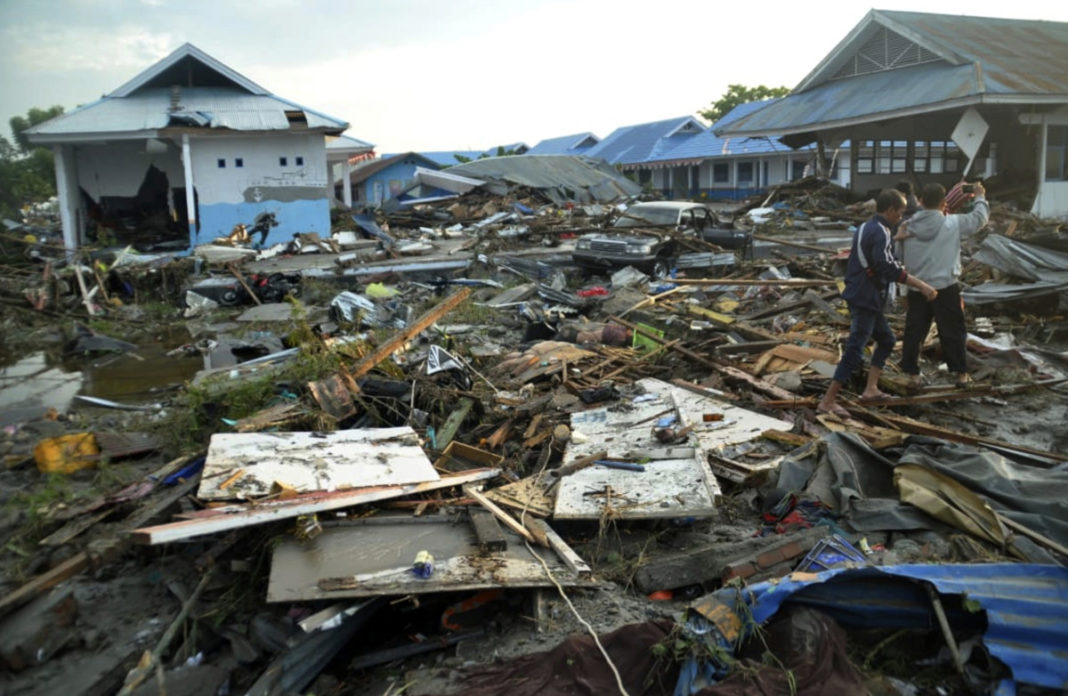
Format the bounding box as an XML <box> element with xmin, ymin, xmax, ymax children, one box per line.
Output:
<box><xmin>26</xmin><ymin>43</ymin><xmax>366</xmax><ymax>251</ymax></box>
<box><xmin>527</xmin><ymin>132</ymin><xmax>600</xmax><ymax>156</ymax></box>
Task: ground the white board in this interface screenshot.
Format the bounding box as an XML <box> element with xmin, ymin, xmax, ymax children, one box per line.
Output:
<box><xmin>198</xmin><ymin>427</ymin><xmax>438</xmax><ymax>500</ymax></box>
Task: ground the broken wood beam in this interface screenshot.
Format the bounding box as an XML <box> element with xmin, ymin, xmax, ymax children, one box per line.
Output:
<box><xmin>463</xmin><ymin>485</ymin><xmax>538</xmax><ymax>545</ymax></box>
<box><xmin>524</xmin><ymin>518</ymin><xmax>591</xmax><ymax>575</ymax></box>
<box><xmin>469</xmin><ymin>509</ymin><xmax>508</xmax><ymax>553</ymax></box>
<box><xmin>227</xmin><ymin>262</ymin><xmax>262</xmax><ymax>305</ymax></box>
<box><xmin>671</xmin><ymin>278</ymin><xmax>837</xmax><ymax>288</ymax></box>
<box><xmin>134</xmin><ymin>468</ymin><xmax>499</xmax><ymax>545</ymax></box>
<box><xmin>607</xmin><ymin>315</ymin><xmax>719</xmax><ymax>371</ymax></box>
<box><xmin>740</xmin><ymin>290</ymin><xmax>840</xmax><ymax>322</ymax></box>
<box><xmin>435</xmin><ymin>397</ymin><xmax>474</xmax><ymax>451</ymax></box>
<box><xmin>347</xmin><ymin>288</ymin><xmax>471</xmax><ymax>380</ymax></box>
<box><xmin>751</xmin><ymin>233</ymin><xmax>838</xmax><ymax>254</ymax></box>
<box><xmin>877</xmin><ymin>413</ymin><xmax>1068</xmax><ymax>462</ymax></box>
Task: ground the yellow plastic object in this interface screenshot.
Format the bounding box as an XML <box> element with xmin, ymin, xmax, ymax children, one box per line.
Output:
<box><xmin>364</xmin><ymin>282</ymin><xmax>399</xmax><ymax>298</ymax></box>
<box><xmin>33</xmin><ymin>433</ymin><xmax>100</xmax><ymax>474</ymax></box>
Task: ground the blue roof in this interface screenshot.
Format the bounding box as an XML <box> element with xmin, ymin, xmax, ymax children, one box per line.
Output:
<box><xmin>584</xmin><ymin>116</ymin><xmax>705</xmax><ymax>165</ymax></box>
<box><xmin>527</xmin><ymin>132</ymin><xmax>600</xmax><ymax>156</ymax></box>
<box><xmin>652</xmin><ymin>100</ymin><xmax>814</xmax><ymax>163</ymax></box>
<box><xmin>418</xmin><ymin>150</ymin><xmax>485</xmax><ymax>167</ymax></box>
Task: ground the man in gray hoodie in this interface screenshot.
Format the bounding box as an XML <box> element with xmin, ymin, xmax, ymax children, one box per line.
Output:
<box><xmin>899</xmin><ymin>181</ymin><xmax>989</xmax><ymax>388</ymax></box>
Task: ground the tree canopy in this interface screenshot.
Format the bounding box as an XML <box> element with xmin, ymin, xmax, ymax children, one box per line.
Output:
<box><xmin>1</xmin><ymin>105</ymin><xmax>65</xmax><ymax>220</ymax></box>
<box><xmin>699</xmin><ymin>84</ymin><xmax>790</xmax><ymax>125</ymax></box>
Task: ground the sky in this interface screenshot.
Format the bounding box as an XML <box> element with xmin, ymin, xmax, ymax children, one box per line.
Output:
<box><xmin>2</xmin><ymin>0</ymin><xmax>1067</xmax><ymax>154</ymax></box>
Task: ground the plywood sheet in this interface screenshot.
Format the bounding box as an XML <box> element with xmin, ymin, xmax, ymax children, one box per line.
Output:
<box><xmin>198</xmin><ymin>427</ymin><xmax>438</xmax><ymax>500</ymax></box>
<box><xmin>555</xmin><ymin>383</ymin><xmax>718</xmax><ymax>520</ymax></box>
<box><xmin>267</xmin><ymin>516</ymin><xmax>594</xmax><ymax>602</ymax></box>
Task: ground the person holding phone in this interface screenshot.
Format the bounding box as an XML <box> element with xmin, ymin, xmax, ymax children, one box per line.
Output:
<box><xmin>898</xmin><ymin>181</ymin><xmax>989</xmax><ymax>389</ymax></box>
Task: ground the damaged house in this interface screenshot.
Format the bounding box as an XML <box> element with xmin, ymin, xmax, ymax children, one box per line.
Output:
<box><xmin>715</xmin><ymin>9</ymin><xmax>1068</xmax><ymax>218</ymax></box>
<box><xmin>26</xmin><ymin>43</ymin><xmax>355</xmax><ymax>251</ymax></box>
<box><xmin>579</xmin><ymin>111</ymin><xmax>850</xmax><ymax>200</ymax></box>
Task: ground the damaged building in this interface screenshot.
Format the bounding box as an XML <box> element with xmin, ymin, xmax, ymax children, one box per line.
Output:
<box><xmin>715</xmin><ymin>10</ymin><xmax>1068</xmax><ymax>218</ymax></box>
<box><xmin>25</xmin><ymin>43</ymin><xmax>361</xmax><ymax>252</ymax></box>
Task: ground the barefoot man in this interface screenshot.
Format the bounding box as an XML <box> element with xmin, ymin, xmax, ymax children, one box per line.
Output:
<box><xmin>817</xmin><ymin>189</ymin><xmax>938</xmax><ymax>417</ymax></box>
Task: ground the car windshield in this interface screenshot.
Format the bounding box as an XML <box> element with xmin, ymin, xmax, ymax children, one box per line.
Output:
<box><xmin>613</xmin><ymin>206</ymin><xmax>681</xmax><ymax>228</ymax></box>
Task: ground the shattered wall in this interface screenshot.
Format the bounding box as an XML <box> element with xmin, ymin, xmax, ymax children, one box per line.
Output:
<box><xmin>191</xmin><ymin>132</ymin><xmax>331</xmax><ymax>246</ymax></box>
<box><xmin>75</xmin><ymin>140</ymin><xmax>186</xmax><ymax>201</ymax></box>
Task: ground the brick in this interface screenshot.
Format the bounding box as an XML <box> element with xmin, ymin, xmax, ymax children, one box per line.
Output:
<box><xmin>756</xmin><ymin>547</ymin><xmax>787</xmax><ymax>569</ymax></box>
<box><xmin>722</xmin><ymin>561</ymin><xmax>756</xmax><ymax>582</ymax></box>
<box><xmin>779</xmin><ymin>540</ymin><xmax>806</xmax><ymax>560</ymax></box>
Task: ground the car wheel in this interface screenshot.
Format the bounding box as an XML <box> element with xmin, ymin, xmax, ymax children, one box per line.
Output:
<box><xmin>651</xmin><ymin>258</ymin><xmax>671</xmax><ymax>280</ymax></box>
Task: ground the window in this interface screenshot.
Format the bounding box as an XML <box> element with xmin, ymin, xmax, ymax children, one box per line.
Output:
<box><xmin>791</xmin><ymin>159</ymin><xmax>809</xmax><ymax>180</ymax></box>
<box><xmin>713</xmin><ymin>163</ymin><xmax>729</xmax><ymax>183</ymax></box>
<box><xmin>295</xmin><ymin>156</ymin><xmax>304</xmax><ymax>166</ymax></box>
<box><xmin>217</xmin><ymin>158</ymin><xmax>226</xmax><ymax>168</ymax></box>
<box><xmin>737</xmin><ymin>161</ymin><xmax>754</xmax><ymax>183</ymax></box>
<box><xmin>857</xmin><ymin>140</ymin><xmax>908</xmax><ymax>174</ymax></box>
<box><xmin>915</xmin><ymin>141</ymin><xmax>960</xmax><ymax>174</ymax></box>
<box><xmin>1045</xmin><ymin>126</ymin><xmax>1068</xmax><ymax>181</ymax></box>
<box><xmin>235</xmin><ymin>158</ymin><xmax>244</xmax><ymax>168</ymax></box>
<box><xmin>279</xmin><ymin>156</ymin><xmax>288</xmax><ymax>166</ymax></box>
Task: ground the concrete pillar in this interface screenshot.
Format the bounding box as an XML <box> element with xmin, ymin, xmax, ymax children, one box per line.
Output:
<box><xmin>181</xmin><ymin>134</ymin><xmax>197</xmax><ymax>247</ymax></box>
<box><xmin>52</xmin><ymin>145</ymin><xmax>79</xmax><ymax>253</ymax></box>
<box><xmin>1032</xmin><ymin>120</ymin><xmax>1047</xmax><ymax>216</ymax></box>
<box><xmin>342</xmin><ymin>159</ymin><xmax>353</xmax><ymax>207</ymax></box>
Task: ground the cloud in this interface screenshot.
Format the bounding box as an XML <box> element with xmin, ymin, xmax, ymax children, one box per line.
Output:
<box><xmin>3</xmin><ymin>24</ymin><xmax>177</xmax><ymax>73</ymax></box>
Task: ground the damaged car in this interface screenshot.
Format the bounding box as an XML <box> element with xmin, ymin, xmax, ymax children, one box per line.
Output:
<box><xmin>572</xmin><ymin>201</ymin><xmax>750</xmax><ymax>277</ymax></box>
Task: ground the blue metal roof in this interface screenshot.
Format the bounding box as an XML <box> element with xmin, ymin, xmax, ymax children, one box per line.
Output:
<box><xmin>584</xmin><ymin>116</ymin><xmax>705</xmax><ymax>165</ymax></box>
<box><xmin>719</xmin><ymin>10</ymin><xmax>1068</xmax><ymax>138</ymax></box>
<box><xmin>652</xmin><ymin>100</ymin><xmax>816</xmax><ymax>163</ymax></box>
<box><xmin>730</xmin><ymin>563</ymin><xmax>1068</xmax><ymax>693</ymax></box>
<box><xmin>418</xmin><ymin>150</ymin><xmax>485</xmax><ymax>167</ymax></box>
<box><xmin>527</xmin><ymin>132</ymin><xmax>600</xmax><ymax>155</ymax></box>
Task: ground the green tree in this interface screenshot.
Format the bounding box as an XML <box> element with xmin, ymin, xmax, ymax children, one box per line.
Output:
<box><xmin>699</xmin><ymin>84</ymin><xmax>790</xmax><ymax>124</ymax></box>
<box><xmin>10</xmin><ymin>105</ymin><xmax>64</xmax><ymax>153</ymax></box>
<box><xmin>0</xmin><ymin>105</ymin><xmax>65</xmax><ymax>219</ymax></box>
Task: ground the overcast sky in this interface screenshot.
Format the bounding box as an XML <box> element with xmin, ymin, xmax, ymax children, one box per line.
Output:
<box><xmin>2</xmin><ymin>0</ymin><xmax>1067</xmax><ymax>154</ymax></box>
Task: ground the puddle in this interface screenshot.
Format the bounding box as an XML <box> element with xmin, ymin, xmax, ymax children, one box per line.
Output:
<box><xmin>0</xmin><ymin>341</ymin><xmax>202</xmax><ymax>426</ymax></box>
<box><xmin>0</xmin><ymin>352</ymin><xmax>84</xmax><ymax>427</ymax></box>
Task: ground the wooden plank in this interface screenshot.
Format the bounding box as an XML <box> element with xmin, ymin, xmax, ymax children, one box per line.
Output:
<box><xmin>197</xmin><ymin>428</ymin><xmax>438</xmax><ymax>500</ymax></box>
<box><xmin>525</xmin><ymin>518</ymin><xmax>591</xmax><ymax>575</ymax></box>
<box><xmin>804</xmin><ymin>289</ymin><xmax>849</xmax><ymax>326</ymax></box>
<box><xmin>307</xmin><ymin>374</ymin><xmax>356</xmax><ymax>421</ymax></box>
<box><xmin>877</xmin><ymin>413</ymin><xmax>1068</xmax><ymax>462</ymax></box>
<box><xmin>134</xmin><ymin>469</ymin><xmax>500</xmax><ymax>545</ymax></box>
<box><xmin>671</xmin><ymin>278</ymin><xmax>837</xmax><ymax>287</ymax></box>
<box><xmin>346</xmin><ymin>288</ymin><xmax>471</xmax><ymax>381</ymax></box>
<box><xmin>227</xmin><ymin>262</ymin><xmax>262</xmax><ymax>305</ymax></box>
<box><xmin>0</xmin><ymin>478</ymin><xmax>198</xmax><ymax>618</ymax></box>
<box><xmin>751</xmin><ymin>233</ymin><xmax>837</xmax><ymax>254</ymax></box>
<box><xmin>463</xmin><ymin>485</ymin><xmax>537</xmax><ymax>544</ymax></box>
<box><xmin>470</xmin><ymin>509</ymin><xmax>508</xmax><ymax>552</ymax></box>
<box><xmin>268</xmin><ymin>518</ymin><xmax>594</xmax><ymax>602</ymax></box>
<box><xmin>435</xmin><ymin>397</ymin><xmax>474</xmax><ymax>450</ymax></box>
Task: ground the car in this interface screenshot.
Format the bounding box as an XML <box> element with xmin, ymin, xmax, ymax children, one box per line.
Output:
<box><xmin>572</xmin><ymin>229</ymin><xmax>677</xmax><ymax>278</ymax></box>
<box><xmin>572</xmin><ymin>201</ymin><xmax>751</xmax><ymax>277</ymax></box>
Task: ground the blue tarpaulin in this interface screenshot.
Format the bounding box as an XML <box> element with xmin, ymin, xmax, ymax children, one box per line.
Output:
<box><xmin>683</xmin><ymin>563</ymin><xmax>1068</xmax><ymax>695</ymax></box>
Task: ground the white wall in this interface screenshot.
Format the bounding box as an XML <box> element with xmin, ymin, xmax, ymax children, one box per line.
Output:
<box><xmin>74</xmin><ymin>140</ymin><xmax>185</xmax><ymax>200</ymax></box>
<box><xmin>188</xmin><ymin>133</ymin><xmax>327</xmax><ymax>205</ymax></box>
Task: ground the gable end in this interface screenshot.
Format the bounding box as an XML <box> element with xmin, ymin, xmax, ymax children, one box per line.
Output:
<box><xmin>831</xmin><ymin>26</ymin><xmax>942</xmax><ymax>80</ymax></box>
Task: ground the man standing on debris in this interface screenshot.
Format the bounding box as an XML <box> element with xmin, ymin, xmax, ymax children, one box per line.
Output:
<box><xmin>818</xmin><ymin>189</ymin><xmax>938</xmax><ymax>417</ymax></box>
<box><xmin>898</xmin><ymin>181</ymin><xmax>989</xmax><ymax>389</ymax></box>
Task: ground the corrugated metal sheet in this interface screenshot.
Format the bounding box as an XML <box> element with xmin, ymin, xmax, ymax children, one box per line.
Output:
<box><xmin>30</xmin><ymin>88</ymin><xmax>346</xmax><ymax>139</ymax></box>
<box><xmin>527</xmin><ymin>132</ymin><xmax>600</xmax><ymax>155</ymax></box>
<box><xmin>584</xmin><ymin>116</ymin><xmax>704</xmax><ymax>165</ymax></box>
<box><xmin>720</xmin><ymin>12</ymin><xmax>1068</xmax><ymax>138</ymax></box>
<box><xmin>719</xmin><ymin>61</ymin><xmax>979</xmax><ymax>136</ymax></box>
<box><xmin>737</xmin><ymin>563</ymin><xmax>1068</xmax><ymax>692</ymax></box>
<box><xmin>325</xmin><ymin>134</ymin><xmax>375</xmax><ymax>152</ymax></box>
<box><xmin>447</xmin><ymin>154</ymin><xmax>640</xmax><ymax>203</ymax></box>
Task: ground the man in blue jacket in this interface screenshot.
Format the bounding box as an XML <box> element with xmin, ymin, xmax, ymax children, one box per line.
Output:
<box><xmin>899</xmin><ymin>182</ymin><xmax>989</xmax><ymax>389</ymax></box>
<box><xmin>817</xmin><ymin>189</ymin><xmax>938</xmax><ymax>417</ymax></box>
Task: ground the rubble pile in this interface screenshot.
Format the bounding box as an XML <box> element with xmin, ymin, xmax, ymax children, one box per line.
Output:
<box><xmin>1</xmin><ymin>181</ymin><xmax>1067</xmax><ymax>696</ymax></box>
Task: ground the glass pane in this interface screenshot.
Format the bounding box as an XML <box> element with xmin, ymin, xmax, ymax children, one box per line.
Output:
<box><xmin>1045</xmin><ymin>148</ymin><xmax>1065</xmax><ymax>180</ymax></box>
<box><xmin>914</xmin><ymin>160</ymin><xmax>927</xmax><ymax>172</ymax></box>
<box><xmin>931</xmin><ymin>158</ymin><xmax>944</xmax><ymax>174</ymax></box>
<box><xmin>857</xmin><ymin>159</ymin><xmax>873</xmax><ymax>173</ymax></box>
<box><xmin>877</xmin><ymin>157</ymin><xmax>891</xmax><ymax>174</ymax></box>
<box><xmin>946</xmin><ymin>158</ymin><xmax>959</xmax><ymax>172</ymax></box>
<box><xmin>892</xmin><ymin>158</ymin><xmax>907</xmax><ymax>172</ymax></box>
